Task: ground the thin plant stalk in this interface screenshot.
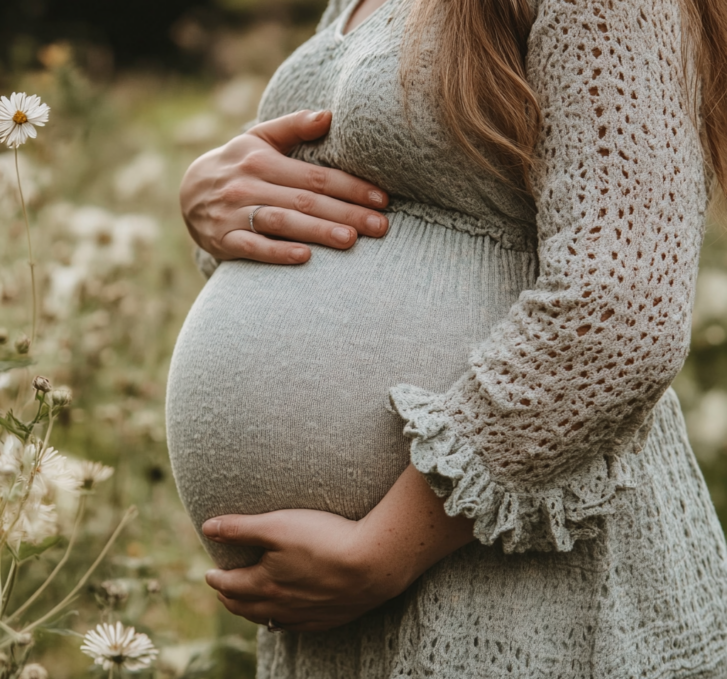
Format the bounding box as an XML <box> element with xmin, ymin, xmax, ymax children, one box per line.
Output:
<box><xmin>19</xmin><ymin>505</ymin><xmax>137</xmax><ymax>635</ymax></box>
<box><xmin>0</xmin><ymin>560</ymin><xmax>17</xmax><ymax>617</ymax></box>
<box><xmin>14</xmin><ymin>148</ymin><xmax>37</xmax><ymax>345</ymax></box>
<box><xmin>8</xmin><ymin>494</ymin><xmax>87</xmax><ymax>622</ymax></box>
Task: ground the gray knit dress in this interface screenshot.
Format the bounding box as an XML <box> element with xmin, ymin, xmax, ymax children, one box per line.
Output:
<box><xmin>165</xmin><ymin>0</ymin><xmax>727</xmax><ymax>674</ymax></box>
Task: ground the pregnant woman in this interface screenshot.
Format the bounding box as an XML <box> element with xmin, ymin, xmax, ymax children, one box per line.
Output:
<box><xmin>166</xmin><ymin>0</ymin><xmax>727</xmax><ymax>674</ymax></box>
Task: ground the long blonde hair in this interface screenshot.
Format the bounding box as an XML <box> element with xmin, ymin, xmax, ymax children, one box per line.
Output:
<box><xmin>403</xmin><ymin>0</ymin><xmax>727</xmax><ymax>194</ymax></box>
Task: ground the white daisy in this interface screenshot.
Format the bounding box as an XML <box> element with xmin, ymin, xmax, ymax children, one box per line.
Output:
<box><xmin>0</xmin><ymin>93</ymin><xmax>50</xmax><ymax>148</ymax></box>
<box><xmin>4</xmin><ymin>502</ymin><xmax>57</xmax><ymax>547</ymax></box>
<box><xmin>32</xmin><ymin>448</ymin><xmax>80</xmax><ymax>495</ymax></box>
<box><xmin>74</xmin><ymin>460</ymin><xmax>114</xmax><ymax>491</ymax></box>
<box><xmin>80</xmin><ymin>622</ymin><xmax>158</xmax><ymax>671</ymax></box>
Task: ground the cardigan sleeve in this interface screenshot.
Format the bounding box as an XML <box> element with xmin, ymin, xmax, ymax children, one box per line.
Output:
<box><xmin>389</xmin><ymin>0</ymin><xmax>709</xmax><ymax>553</ymax></box>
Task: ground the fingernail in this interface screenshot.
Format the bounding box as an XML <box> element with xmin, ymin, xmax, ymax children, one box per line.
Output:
<box><xmin>203</xmin><ymin>519</ymin><xmax>220</xmax><ymax>537</ymax></box>
<box><xmin>291</xmin><ymin>247</ymin><xmax>309</xmax><ymax>262</ymax></box>
<box><xmin>366</xmin><ymin>215</ymin><xmax>387</xmax><ymax>234</ymax></box>
<box><xmin>311</xmin><ymin>110</ymin><xmax>328</xmax><ymax>122</ymax></box>
<box><xmin>205</xmin><ymin>569</ymin><xmax>222</xmax><ymax>583</ymax></box>
<box><xmin>332</xmin><ymin>227</ymin><xmax>354</xmax><ymax>244</ymax></box>
<box><xmin>369</xmin><ymin>191</ymin><xmax>384</xmax><ymax>205</ymax></box>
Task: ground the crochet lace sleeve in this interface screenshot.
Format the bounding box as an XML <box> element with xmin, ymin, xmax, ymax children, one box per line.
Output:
<box><xmin>390</xmin><ymin>0</ymin><xmax>709</xmax><ymax>553</ymax></box>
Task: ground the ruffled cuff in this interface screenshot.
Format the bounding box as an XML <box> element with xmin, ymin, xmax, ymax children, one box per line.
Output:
<box><xmin>389</xmin><ymin>384</ymin><xmax>648</xmax><ymax>553</ymax></box>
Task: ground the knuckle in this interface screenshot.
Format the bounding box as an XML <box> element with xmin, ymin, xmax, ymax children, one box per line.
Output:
<box><xmin>306</xmin><ymin>166</ymin><xmax>328</xmax><ymax>194</ymax></box>
<box><xmin>292</xmin><ymin>191</ymin><xmax>316</xmax><ymax>214</ymax></box>
<box><xmin>238</xmin><ymin>150</ymin><xmax>268</xmax><ymax>176</ymax></box>
<box><xmin>264</xmin><ymin>207</ymin><xmax>287</xmax><ymax>233</ymax></box>
<box><xmin>219</xmin><ymin>182</ymin><xmax>250</xmax><ymax>206</ymax></box>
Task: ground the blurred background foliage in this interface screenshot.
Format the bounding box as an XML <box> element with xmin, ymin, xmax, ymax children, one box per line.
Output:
<box><xmin>0</xmin><ymin>0</ymin><xmax>727</xmax><ymax>676</ymax></box>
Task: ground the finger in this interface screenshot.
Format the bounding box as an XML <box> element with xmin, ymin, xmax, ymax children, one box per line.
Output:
<box><xmin>205</xmin><ymin>567</ymin><xmax>270</xmax><ymax>602</ymax></box>
<box><xmin>256</xmin><ymin>151</ymin><xmax>388</xmax><ymax>211</ymax></box>
<box><xmin>216</xmin><ymin>595</ymin><xmax>347</xmax><ymax>632</ymax></box>
<box><xmin>248</xmin><ymin>110</ymin><xmax>333</xmax><ymax>155</ymax></box>
<box><xmin>247</xmin><ymin>205</ymin><xmax>361</xmax><ymax>249</ymax></box>
<box><xmin>215</xmin><ymin>229</ymin><xmax>311</xmax><ymax>265</ymax></box>
<box><xmin>202</xmin><ymin>513</ymin><xmax>287</xmax><ymax>548</ymax></box>
<box><xmin>251</xmin><ymin>184</ymin><xmax>388</xmax><ymax>239</ymax></box>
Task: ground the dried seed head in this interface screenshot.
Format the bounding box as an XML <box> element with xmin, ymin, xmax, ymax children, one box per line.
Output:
<box><xmin>14</xmin><ymin>335</ymin><xmax>30</xmax><ymax>354</ymax></box>
<box><xmin>145</xmin><ymin>579</ymin><xmax>162</xmax><ymax>595</ymax></box>
<box><xmin>32</xmin><ymin>376</ymin><xmax>52</xmax><ymax>393</ymax></box>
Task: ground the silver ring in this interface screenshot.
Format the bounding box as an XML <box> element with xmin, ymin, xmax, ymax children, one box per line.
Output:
<box><xmin>249</xmin><ymin>205</ymin><xmax>268</xmax><ymax>234</ymax></box>
<box><xmin>267</xmin><ymin>617</ymin><xmax>284</xmax><ymax>633</ymax></box>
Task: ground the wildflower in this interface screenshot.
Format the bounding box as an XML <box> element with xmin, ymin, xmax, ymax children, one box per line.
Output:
<box><xmin>14</xmin><ymin>335</ymin><xmax>30</xmax><ymax>355</ymax></box>
<box><xmin>5</xmin><ymin>502</ymin><xmax>57</xmax><ymax>547</ymax></box>
<box><xmin>145</xmin><ymin>579</ymin><xmax>161</xmax><ymax>595</ymax></box>
<box><xmin>33</xmin><ymin>448</ymin><xmax>80</xmax><ymax>495</ymax></box>
<box><xmin>0</xmin><ymin>435</ymin><xmax>22</xmax><ymax>479</ymax></box>
<box><xmin>74</xmin><ymin>460</ymin><xmax>114</xmax><ymax>491</ymax></box>
<box><xmin>0</xmin><ymin>93</ymin><xmax>50</xmax><ymax>148</ymax></box>
<box><xmin>51</xmin><ymin>387</ymin><xmax>72</xmax><ymax>408</ymax></box>
<box><xmin>0</xmin><ymin>328</ymin><xmax>7</xmax><ymax>344</ymax></box>
<box><xmin>80</xmin><ymin>622</ymin><xmax>158</xmax><ymax>671</ymax></box>
<box><xmin>19</xmin><ymin>663</ymin><xmax>48</xmax><ymax>679</ymax></box>
<box><xmin>95</xmin><ymin>579</ymin><xmax>129</xmax><ymax>608</ymax></box>
<box><xmin>32</xmin><ymin>375</ymin><xmax>52</xmax><ymax>394</ymax></box>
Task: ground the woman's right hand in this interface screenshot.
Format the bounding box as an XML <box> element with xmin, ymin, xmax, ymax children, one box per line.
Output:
<box><xmin>180</xmin><ymin>109</ymin><xmax>390</xmax><ymax>265</ymax></box>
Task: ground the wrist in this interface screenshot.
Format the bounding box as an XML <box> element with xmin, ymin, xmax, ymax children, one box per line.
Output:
<box><xmin>346</xmin><ymin>514</ymin><xmax>421</xmax><ymax>603</ymax></box>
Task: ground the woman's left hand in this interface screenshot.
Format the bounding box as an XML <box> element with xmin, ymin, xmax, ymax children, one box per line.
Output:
<box><xmin>202</xmin><ymin>509</ymin><xmax>408</xmax><ymax>632</ymax></box>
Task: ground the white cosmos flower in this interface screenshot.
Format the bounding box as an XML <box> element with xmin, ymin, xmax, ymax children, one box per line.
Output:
<box><xmin>0</xmin><ymin>93</ymin><xmax>50</xmax><ymax>148</ymax></box>
<box><xmin>80</xmin><ymin>622</ymin><xmax>158</xmax><ymax>671</ymax></box>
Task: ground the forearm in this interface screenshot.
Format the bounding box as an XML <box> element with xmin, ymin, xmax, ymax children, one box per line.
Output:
<box><xmin>354</xmin><ymin>464</ymin><xmax>476</xmax><ymax>594</ymax></box>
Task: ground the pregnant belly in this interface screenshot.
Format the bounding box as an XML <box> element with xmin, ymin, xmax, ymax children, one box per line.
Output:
<box><xmin>166</xmin><ymin>212</ymin><xmax>535</xmax><ymax>568</ymax></box>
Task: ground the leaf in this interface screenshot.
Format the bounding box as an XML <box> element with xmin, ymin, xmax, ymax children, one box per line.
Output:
<box><xmin>17</xmin><ymin>536</ymin><xmax>64</xmax><ymax>562</ymax></box>
<box><xmin>36</xmin><ymin>611</ymin><xmax>82</xmax><ymax>637</ymax></box>
<box><xmin>0</xmin><ymin>411</ymin><xmax>32</xmax><ymax>439</ymax></box>
<box><xmin>0</xmin><ymin>359</ymin><xmax>33</xmax><ymax>373</ymax></box>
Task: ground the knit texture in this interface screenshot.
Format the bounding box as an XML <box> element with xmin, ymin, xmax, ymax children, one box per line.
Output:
<box><xmin>166</xmin><ymin>0</ymin><xmax>727</xmax><ymax>675</ymax></box>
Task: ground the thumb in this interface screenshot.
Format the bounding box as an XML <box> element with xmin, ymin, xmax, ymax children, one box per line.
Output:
<box><xmin>202</xmin><ymin>513</ymin><xmax>283</xmax><ymax>549</ymax></box>
<box><xmin>248</xmin><ymin>109</ymin><xmax>332</xmax><ymax>154</ymax></box>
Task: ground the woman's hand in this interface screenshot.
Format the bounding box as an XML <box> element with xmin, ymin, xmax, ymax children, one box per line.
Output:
<box><xmin>180</xmin><ymin>109</ymin><xmax>390</xmax><ymax>265</ymax></box>
<box><xmin>202</xmin><ymin>466</ymin><xmax>476</xmax><ymax>632</ymax></box>
<box><xmin>202</xmin><ymin>509</ymin><xmax>403</xmax><ymax>632</ymax></box>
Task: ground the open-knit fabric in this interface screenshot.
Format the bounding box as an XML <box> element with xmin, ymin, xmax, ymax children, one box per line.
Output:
<box><xmin>167</xmin><ymin>0</ymin><xmax>727</xmax><ymax>675</ymax></box>
<box><xmin>390</xmin><ymin>0</ymin><xmax>710</xmax><ymax>554</ymax></box>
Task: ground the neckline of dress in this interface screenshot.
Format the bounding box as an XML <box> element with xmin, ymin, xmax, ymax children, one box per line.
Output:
<box><xmin>335</xmin><ymin>0</ymin><xmax>394</xmax><ymax>42</ymax></box>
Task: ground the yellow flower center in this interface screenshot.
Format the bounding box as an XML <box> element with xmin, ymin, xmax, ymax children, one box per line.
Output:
<box><xmin>12</xmin><ymin>111</ymin><xmax>28</xmax><ymax>125</ymax></box>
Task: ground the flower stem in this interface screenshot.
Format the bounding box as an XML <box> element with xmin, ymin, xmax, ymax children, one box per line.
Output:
<box><xmin>0</xmin><ymin>560</ymin><xmax>18</xmax><ymax>617</ymax></box>
<box><xmin>8</xmin><ymin>495</ymin><xmax>87</xmax><ymax>622</ymax></box>
<box><xmin>19</xmin><ymin>506</ymin><xmax>137</xmax><ymax>635</ymax></box>
<box><xmin>14</xmin><ymin>147</ymin><xmax>37</xmax><ymax>346</ymax></box>
<box><xmin>108</xmin><ymin>667</ymin><xmax>114</xmax><ymax>679</ymax></box>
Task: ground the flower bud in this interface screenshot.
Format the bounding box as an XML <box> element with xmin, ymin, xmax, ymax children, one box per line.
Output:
<box><xmin>19</xmin><ymin>664</ymin><xmax>48</xmax><ymax>679</ymax></box>
<box><xmin>51</xmin><ymin>388</ymin><xmax>72</xmax><ymax>408</ymax></box>
<box><xmin>32</xmin><ymin>376</ymin><xmax>52</xmax><ymax>393</ymax></box>
<box><xmin>0</xmin><ymin>328</ymin><xmax>7</xmax><ymax>344</ymax></box>
<box><xmin>15</xmin><ymin>632</ymin><xmax>32</xmax><ymax>647</ymax></box>
<box><xmin>14</xmin><ymin>335</ymin><xmax>30</xmax><ymax>355</ymax></box>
